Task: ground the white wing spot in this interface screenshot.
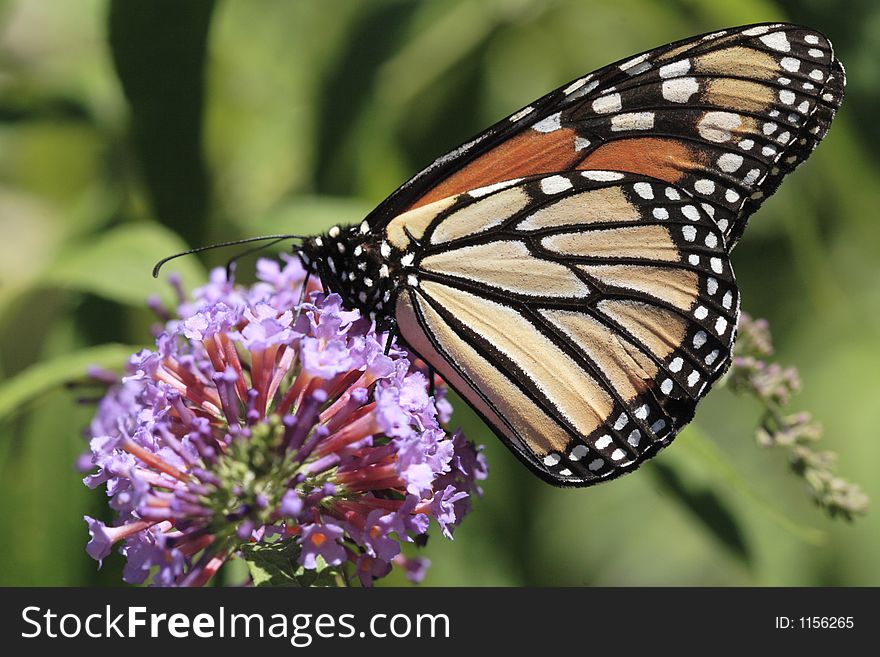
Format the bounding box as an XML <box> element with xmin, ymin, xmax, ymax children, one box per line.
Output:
<box><xmin>670</xmin><ymin>357</ymin><xmax>683</xmax><ymax>373</ymax></box>
<box><xmin>581</xmin><ymin>170</ymin><xmax>624</xmax><ymax>181</ymax></box>
<box><xmin>509</xmin><ymin>106</ymin><xmax>535</xmax><ymax>122</ymax></box>
<box><xmin>532</xmin><ymin>112</ymin><xmax>562</xmax><ymax>133</ymax></box>
<box><xmin>780</xmin><ymin>57</ymin><xmax>801</xmax><ymax>72</ymax></box>
<box><xmin>563</xmin><ymin>77</ymin><xmax>588</xmax><ymax>95</ymax></box>
<box><xmin>469</xmin><ymin>178</ymin><xmax>522</xmax><ymax>198</ymax></box>
<box><xmin>633</xmin><ymin>182</ymin><xmax>654</xmax><ymax>199</ymax></box>
<box><xmin>620</xmin><ymin>54</ymin><xmax>651</xmax><ymax>75</ymax></box>
<box><xmin>595</xmin><ymin>435</ymin><xmax>613</xmax><ymax>449</ymax></box>
<box><xmin>659</xmin><ymin>59</ymin><xmax>691</xmax><ymax>78</ymax></box>
<box><xmin>627</xmin><ymin>430</ymin><xmax>641</xmax><ymax>447</ymax></box>
<box><xmin>652</xmin><ymin>207</ymin><xmax>669</xmax><ymax>220</ymax></box>
<box><xmin>688</xmin><ymin>254</ymin><xmax>700</xmax><ymax>265</ymax></box>
<box><xmin>704</xmin><ymin>232</ymin><xmax>718</xmax><ymax>248</ymax></box>
<box><xmin>592</xmin><ymin>93</ymin><xmax>622</xmax><ymax>114</ymax></box>
<box><xmin>695</xmin><ymin>179</ymin><xmax>716</xmax><ymax>195</ymax></box>
<box><xmin>575</xmin><ymin>136</ymin><xmax>592</xmax><ymax>151</ymax></box>
<box><xmin>698</xmin><ymin>111</ymin><xmax>742</xmax><ymax>143</ymax></box>
<box><xmin>715</xmin><ymin>317</ymin><xmax>728</xmax><ymax>335</ymax></box>
<box><xmin>543</xmin><ymin>453</ymin><xmax>561</xmax><ymax>467</ymax></box>
<box><xmin>722</xmin><ymin>290</ymin><xmax>733</xmax><ymax>309</ymax></box>
<box><xmin>613</xmin><ymin>413</ymin><xmax>628</xmax><ymax>431</ymax></box>
<box><xmin>682</xmin><ymin>226</ymin><xmax>697</xmax><ymax>242</ymax></box>
<box><xmin>779</xmin><ymin>89</ymin><xmax>796</xmax><ymax>105</ymax></box>
<box><xmin>693</xmin><ymin>330</ymin><xmax>707</xmax><ymax>348</ymax></box>
<box><xmin>662</xmin><ymin>77</ymin><xmax>699</xmax><ymax>103</ymax></box>
<box><xmin>540</xmin><ymin>175</ymin><xmax>573</xmax><ymax>194</ymax></box>
<box><xmin>710</xmin><ymin>257</ymin><xmax>724</xmax><ymax>274</ymax></box>
<box><xmin>660</xmin><ymin>378</ymin><xmax>673</xmax><ymax>395</ymax></box>
<box><xmin>570</xmin><ymin>444</ymin><xmax>588</xmax><ymax>461</ymax></box>
<box><xmin>718</xmin><ymin>153</ymin><xmax>743</xmax><ymax>173</ymax></box>
<box><xmin>610</xmin><ymin>112</ymin><xmax>655</xmax><ymax>131</ymax></box>
<box><xmin>760</xmin><ymin>32</ymin><xmax>791</xmax><ymax>52</ymax></box>
<box><xmin>588</xmin><ymin>458</ymin><xmax>604</xmax><ymax>471</ymax></box>
<box><xmin>705</xmin><ymin>349</ymin><xmax>720</xmax><ymax>365</ymax></box>
<box><xmin>687</xmin><ymin>370</ymin><xmax>700</xmax><ymax>387</ymax></box>
<box><xmin>694</xmin><ymin>305</ymin><xmax>709</xmax><ymax>320</ymax></box>
<box><xmin>682</xmin><ymin>205</ymin><xmax>700</xmax><ymax>221</ymax></box>
<box><xmin>611</xmin><ymin>448</ymin><xmax>626</xmax><ymax>461</ymax></box>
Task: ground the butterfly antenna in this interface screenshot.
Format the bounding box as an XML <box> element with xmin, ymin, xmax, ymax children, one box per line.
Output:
<box><xmin>152</xmin><ymin>234</ymin><xmax>305</xmax><ymax>278</ymax></box>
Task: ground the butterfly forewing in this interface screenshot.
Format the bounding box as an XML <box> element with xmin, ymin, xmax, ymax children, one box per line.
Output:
<box><xmin>393</xmin><ymin>171</ymin><xmax>738</xmax><ymax>485</ymax></box>
<box><xmin>367</xmin><ymin>22</ymin><xmax>844</xmax><ymax>249</ymax></box>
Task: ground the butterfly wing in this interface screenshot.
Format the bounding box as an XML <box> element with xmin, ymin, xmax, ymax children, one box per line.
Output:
<box><xmin>393</xmin><ymin>171</ymin><xmax>738</xmax><ymax>485</ymax></box>
<box><xmin>366</xmin><ymin>22</ymin><xmax>845</xmax><ymax>249</ymax></box>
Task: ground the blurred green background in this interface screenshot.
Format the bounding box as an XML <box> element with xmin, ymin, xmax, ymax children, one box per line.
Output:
<box><xmin>1</xmin><ymin>0</ymin><xmax>878</xmax><ymax>586</ymax></box>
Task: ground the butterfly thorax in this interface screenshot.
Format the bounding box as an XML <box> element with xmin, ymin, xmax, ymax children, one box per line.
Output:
<box><xmin>299</xmin><ymin>222</ymin><xmax>399</xmax><ymax>323</ymax></box>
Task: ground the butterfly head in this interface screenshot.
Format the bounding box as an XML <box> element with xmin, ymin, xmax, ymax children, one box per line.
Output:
<box><xmin>299</xmin><ymin>222</ymin><xmax>402</xmax><ymax>323</ymax></box>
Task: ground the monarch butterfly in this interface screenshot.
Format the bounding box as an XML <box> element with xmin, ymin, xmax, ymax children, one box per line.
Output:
<box><xmin>158</xmin><ymin>22</ymin><xmax>845</xmax><ymax>487</ymax></box>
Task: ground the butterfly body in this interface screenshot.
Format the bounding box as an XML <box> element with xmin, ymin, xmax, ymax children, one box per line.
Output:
<box><xmin>296</xmin><ymin>23</ymin><xmax>844</xmax><ymax>486</ymax></box>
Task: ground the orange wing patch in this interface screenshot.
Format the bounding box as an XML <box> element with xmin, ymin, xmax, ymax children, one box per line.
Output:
<box><xmin>410</xmin><ymin>128</ymin><xmax>582</xmax><ymax>209</ymax></box>
<box><xmin>577</xmin><ymin>137</ymin><xmax>703</xmax><ymax>184</ymax></box>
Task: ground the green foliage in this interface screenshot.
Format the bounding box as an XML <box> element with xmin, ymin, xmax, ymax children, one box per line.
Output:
<box><xmin>0</xmin><ymin>343</ymin><xmax>142</xmax><ymax>423</ymax></box>
<box><xmin>1</xmin><ymin>0</ymin><xmax>878</xmax><ymax>587</ymax></box>
<box><xmin>240</xmin><ymin>541</ymin><xmax>340</xmax><ymax>588</ymax></box>
<box><xmin>43</xmin><ymin>223</ymin><xmax>207</xmax><ymax>306</ymax></box>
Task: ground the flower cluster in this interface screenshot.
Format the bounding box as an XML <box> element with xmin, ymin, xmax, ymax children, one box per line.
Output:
<box><xmin>81</xmin><ymin>255</ymin><xmax>486</xmax><ymax>586</ymax></box>
<box><xmin>729</xmin><ymin>313</ymin><xmax>867</xmax><ymax>519</ymax></box>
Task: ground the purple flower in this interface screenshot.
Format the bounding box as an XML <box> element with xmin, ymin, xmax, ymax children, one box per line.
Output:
<box><xmin>427</xmin><ymin>486</ymin><xmax>470</xmax><ymax>540</ymax></box>
<box><xmin>359</xmin><ymin>510</ymin><xmax>402</xmax><ymax>562</ymax></box>
<box><xmin>79</xmin><ymin>258</ymin><xmax>487</xmax><ymax>586</ymax></box>
<box><xmin>299</xmin><ymin>522</ymin><xmax>347</xmax><ymax>569</ymax></box>
<box><xmin>395</xmin><ymin>555</ymin><xmax>431</xmax><ymax>584</ymax></box>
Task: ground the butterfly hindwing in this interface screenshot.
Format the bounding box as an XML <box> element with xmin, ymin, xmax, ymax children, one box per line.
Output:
<box><xmin>367</xmin><ymin>22</ymin><xmax>844</xmax><ymax>249</ymax></box>
<box><xmin>393</xmin><ymin>171</ymin><xmax>738</xmax><ymax>485</ymax></box>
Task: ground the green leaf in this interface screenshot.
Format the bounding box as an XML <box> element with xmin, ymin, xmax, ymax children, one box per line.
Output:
<box><xmin>108</xmin><ymin>0</ymin><xmax>215</xmax><ymax>246</ymax></box>
<box><xmin>41</xmin><ymin>223</ymin><xmax>207</xmax><ymax>307</ymax></box>
<box><xmin>676</xmin><ymin>426</ymin><xmax>827</xmax><ymax>546</ymax></box>
<box><xmin>239</xmin><ymin>540</ymin><xmax>341</xmax><ymax>587</ymax></box>
<box><xmin>0</xmin><ymin>343</ymin><xmax>139</xmax><ymax>424</ymax></box>
<box><xmin>648</xmin><ymin>460</ymin><xmax>751</xmax><ymax>564</ymax></box>
<box><xmin>242</xmin><ymin>195</ymin><xmax>375</xmax><ymax>240</ymax></box>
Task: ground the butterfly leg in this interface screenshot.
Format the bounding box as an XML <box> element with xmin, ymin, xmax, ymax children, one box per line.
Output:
<box><xmin>377</xmin><ymin>316</ymin><xmax>398</xmax><ymax>356</ymax></box>
<box><xmin>427</xmin><ymin>364</ymin><xmax>436</xmax><ymax>398</ymax></box>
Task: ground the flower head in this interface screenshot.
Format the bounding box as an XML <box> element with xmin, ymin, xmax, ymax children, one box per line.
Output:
<box><xmin>81</xmin><ymin>256</ymin><xmax>486</xmax><ymax>586</ymax></box>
